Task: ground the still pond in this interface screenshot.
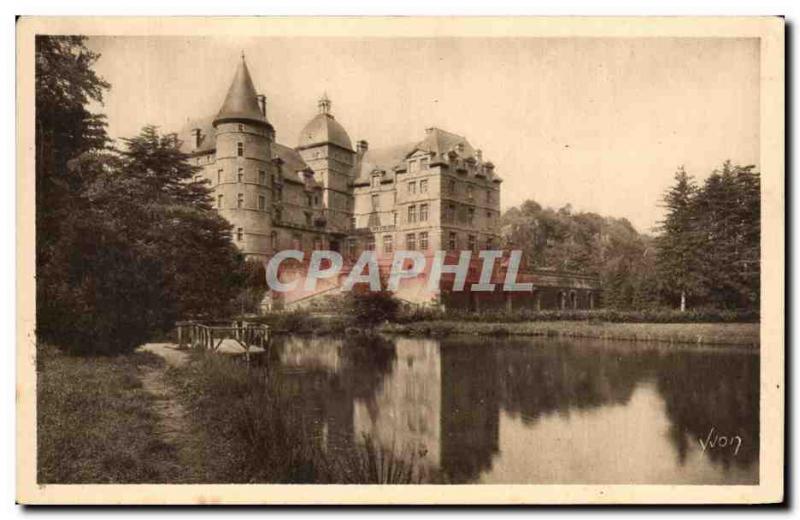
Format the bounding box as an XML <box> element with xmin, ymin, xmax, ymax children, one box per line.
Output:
<box><xmin>259</xmin><ymin>334</ymin><xmax>758</xmax><ymax>485</ymax></box>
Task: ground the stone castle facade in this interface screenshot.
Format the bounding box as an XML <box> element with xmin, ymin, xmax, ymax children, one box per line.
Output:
<box><xmin>179</xmin><ymin>56</ymin><xmax>503</xmax><ymax>262</ymax></box>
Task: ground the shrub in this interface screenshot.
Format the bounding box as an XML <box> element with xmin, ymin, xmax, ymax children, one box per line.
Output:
<box><xmin>343</xmin><ymin>290</ymin><xmax>401</xmax><ymax>328</ymax></box>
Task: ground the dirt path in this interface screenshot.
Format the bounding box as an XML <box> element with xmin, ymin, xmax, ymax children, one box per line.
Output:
<box><xmin>137</xmin><ymin>343</ymin><xmax>200</xmax><ymax>481</ymax></box>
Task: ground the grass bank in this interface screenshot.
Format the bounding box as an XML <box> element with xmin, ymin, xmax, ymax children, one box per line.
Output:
<box><xmin>166</xmin><ymin>351</ymin><xmax>430</xmax><ymax>483</ymax></box>
<box><xmin>37</xmin><ymin>344</ymin><xmax>183</xmax><ymax>483</ymax></box>
<box><xmin>379</xmin><ymin>320</ymin><xmax>760</xmax><ymax>347</ymax></box>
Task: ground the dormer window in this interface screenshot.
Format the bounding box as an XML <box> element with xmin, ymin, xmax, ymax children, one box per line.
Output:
<box><xmin>408</xmin><ymin>159</ymin><xmax>419</xmax><ymax>173</ymax></box>
<box><xmin>420</xmin><ymin>157</ymin><xmax>429</xmax><ymax>170</ymax></box>
<box><xmin>371</xmin><ymin>174</ymin><xmax>381</xmax><ymax>188</ymax></box>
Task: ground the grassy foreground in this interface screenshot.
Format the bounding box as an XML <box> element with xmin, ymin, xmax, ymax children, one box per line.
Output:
<box><xmin>36</xmin><ymin>344</ymin><xmax>182</xmax><ymax>483</ymax></box>
<box><xmin>379</xmin><ymin>320</ymin><xmax>760</xmax><ymax>347</ymax></box>
<box><xmin>166</xmin><ymin>351</ymin><xmax>429</xmax><ymax>483</ymax></box>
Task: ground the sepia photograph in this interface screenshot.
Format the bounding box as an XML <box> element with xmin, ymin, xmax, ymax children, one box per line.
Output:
<box><xmin>15</xmin><ymin>16</ymin><xmax>784</xmax><ymax>505</ymax></box>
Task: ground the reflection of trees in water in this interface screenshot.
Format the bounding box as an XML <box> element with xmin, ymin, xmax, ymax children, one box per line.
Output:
<box><xmin>655</xmin><ymin>351</ymin><xmax>759</xmax><ymax>470</ymax></box>
<box><xmin>439</xmin><ymin>341</ymin><xmax>499</xmax><ymax>483</ymax></box>
<box><xmin>261</xmin><ymin>334</ymin><xmax>759</xmax><ymax>483</ymax></box>
<box><xmin>494</xmin><ymin>340</ymin><xmax>646</xmax><ymax>424</ymax></box>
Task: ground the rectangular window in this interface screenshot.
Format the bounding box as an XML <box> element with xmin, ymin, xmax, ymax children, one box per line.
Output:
<box><xmin>217</xmin><ymin>194</ymin><xmax>223</xmax><ymax>209</ymax></box>
<box><xmin>218</xmin><ymin>169</ymin><xmax>223</xmax><ymax>184</ymax></box>
<box><xmin>408</xmin><ymin>181</ymin><xmax>416</xmax><ymax>194</ymax></box>
<box><xmin>366</xmin><ymin>236</ymin><xmax>375</xmax><ymax>251</ymax></box>
<box><xmin>447</xmin><ymin>203</ymin><xmax>456</xmax><ymax>223</ymax></box>
<box><xmin>419</xmin><ymin>179</ymin><xmax>428</xmax><ymax>193</ymax></box>
<box><xmin>448</xmin><ymin>232</ymin><xmax>457</xmax><ymax>250</ymax></box>
<box><xmin>275</xmin><ymin>187</ymin><xmax>282</xmax><ymax>201</ymax></box>
<box><xmin>468</xmin><ymin>234</ymin><xmax>476</xmax><ymax>252</ymax></box>
<box><xmin>271</xmin><ymin>173</ymin><xmax>277</xmax><ymax>185</ymax></box>
<box><xmin>237</xmin><ymin>142</ymin><xmax>243</xmax><ymax>157</ymax></box>
<box><xmin>420</xmin><ymin>157</ymin><xmax>429</xmax><ymax>170</ymax></box>
<box><xmin>258</xmin><ymin>195</ymin><xmax>266</xmax><ymax>210</ymax></box>
<box><xmin>408</xmin><ymin>160</ymin><xmax>418</xmax><ymax>173</ymax></box>
<box><xmin>237</xmin><ymin>193</ymin><xmax>244</xmax><ymax>208</ymax></box>
<box><xmin>305</xmin><ymin>212</ymin><xmax>312</xmax><ymax>226</ymax></box>
<box><xmin>271</xmin><ymin>232</ymin><xmax>278</xmax><ymax>250</ymax></box>
<box><xmin>467</xmin><ymin>185</ymin><xmax>474</xmax><ymax>200</ymax></box>
<box><xmin>486</xmin><ymin>190</ymin><xmax>492</xmax><ymax>203</ymax></box>
<box><xmin>307</xmin><ymin>194</ymin><xmax>313</xmax><ymax>206</ymax></box>
<box><xmin>259</xmin><ymin>170</ymin><xmax>266</xmax><ymax>184</ymax></box>
<box><xmin>371</xmin><ymin>194</ymin><xmax>379</xmax><ymax>209</ymax></box>
<box><xmin>238</xmin><ymin>168</ymin><xmax>244</xmax><ymax>183</ymax></box>
<box><xmin>468</xmin><ymin>207</ymin><xmax>475</xmax><ymax>225</ymax></box>
<box><xmin>372</xmin><ymin>175</ymin><xmax>380</xmax><ymax>188</ymax></box>
<box><xmin>274</xmin><ymin>208</ymin><xmax>282</xmax><ymax>222</ymax></box>
<box><xmin>351</xmin><ymin>216</ymin><xmax>357</xmax><ymax>229</ymax></box>
<box><xmin>347</xmin><ymin>238</ymin><xmax>357</xmax><ymax>258</ymax></box>
<box><xmin>449</xmin><ymin>179</ymin><xmax>456</xmax><ymax>194</ymax></box>
<box><xmin>406</xmin><ymin>233</ymin><xmax>416</xmax><ymax>251</ymax></box>
<box><xmin>383</xmin><ymin>235</ymin><xmax>393</xmax><ymax>254</ymax></box>
<box><xmin>420</xmin><ymin>203</ymin><xmax>428</xmax><ymax>222</ymax></box>
<box><xmin>408</xmin><ymin>204</ymin><xmax>417</xmax><ymax>223</ymax></box>
<box><xmin>236</xmin><ymin>227</ymin><xmax>244</xmax><ymax>241</ymax></box>
<box><xmin>419</xmin><ymin>231</ymin><xmax>429</xmax><ymax>250</ymax></box>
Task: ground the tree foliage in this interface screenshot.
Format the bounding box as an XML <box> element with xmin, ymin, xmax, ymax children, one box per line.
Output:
<box><xmin>36</xmin><ymin>36</ymin><xmax>246</xmax><ymax>354</ymax></box>
<box><xmin>501</xmin><ymin>201</ymin><xmax>657</xmax><ymax>309</ymax></box>
<box><xmin>500</xmin><ymin>161</ymin><xmax>759</xmax><ymax>312</ymax></box>
<box><xmin>657</xmin><ymin>162</ymin><xmax>760</xmax><ymax>310</ymax></box>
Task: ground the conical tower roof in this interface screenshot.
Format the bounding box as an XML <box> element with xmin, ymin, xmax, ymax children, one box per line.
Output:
<box><xmin>213</xmin><ymin>54</ymin><xmax>269</xmax><ymax>128</ymax></box>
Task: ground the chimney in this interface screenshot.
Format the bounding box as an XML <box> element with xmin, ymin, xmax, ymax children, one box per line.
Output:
<box><xmin>357</xmin><ymin>140</ymin><xmax>369</xmax><ymax>154</ymax></box>
<box><xmin>191</xmin><ymin>128</ymin><xmax>202</xmax><ymax>149</ymax></box>
<box><xmin>257</xmin><ymin>94</ymin><xmax>267</xmax><ymax>117</ymax></box>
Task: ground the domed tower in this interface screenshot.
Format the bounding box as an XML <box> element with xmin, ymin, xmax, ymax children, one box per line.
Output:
<box><xmin>212</xmin><ymin>54</ymin><xmax>274</xmax><ymax>259</ymax></box>
<box><xmin>297</xmin><ymin>94</ymin><xmax>356</xmax><ymax>245</ymax></box>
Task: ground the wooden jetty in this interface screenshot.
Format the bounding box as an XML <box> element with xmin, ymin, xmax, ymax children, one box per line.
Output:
<box><xmin>176</xmin><ymin>320</ymin><xmax>270</xmax><ymax>362</ymax></box>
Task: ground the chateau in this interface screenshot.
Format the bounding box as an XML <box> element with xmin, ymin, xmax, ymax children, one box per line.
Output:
<box><xmin>180</xmin><ymin>56</ymin><xmax>598</xmax><ymax>310</ymax></box>
<box><xmin>180</xmin><ymin>55</ymin><xmax>503</xmax><ymax>262</ymax></box>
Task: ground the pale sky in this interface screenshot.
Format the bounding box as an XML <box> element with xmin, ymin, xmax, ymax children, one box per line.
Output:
<box><xmin>86</xmin><ymin>36</ymin><xmax>759</xmax><ymax>233</ymax></box>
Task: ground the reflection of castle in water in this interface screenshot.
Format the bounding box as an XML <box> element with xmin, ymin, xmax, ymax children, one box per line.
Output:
<box><xmin>267</xmin><ymin>335</ymin><xmax>759</xmax><ymax>483</ymax></box>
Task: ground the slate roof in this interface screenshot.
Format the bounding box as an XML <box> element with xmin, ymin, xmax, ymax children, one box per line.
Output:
<box><xmin>214</xmin><ymin>56</ymin><xmax>269</xmax><ymax>128</ymax></box>
<box><xmin>298</xmin><ymin>113</ymin><xmax>354</xmax><ymax>152</ymax></box>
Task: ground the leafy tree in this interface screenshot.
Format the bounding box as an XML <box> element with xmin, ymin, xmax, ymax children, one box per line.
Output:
<box><xmin>501</xmin><ymin>200</ymin><xmax>654</xmax><ymax>309</ymax></box>
<box><xmin>39</xmin><ymin>125</ymin><xmax>246</xmax><ymax>354</ymax></box>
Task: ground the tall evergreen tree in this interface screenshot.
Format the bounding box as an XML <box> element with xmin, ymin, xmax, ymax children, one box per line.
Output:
<box><xmin>692</xmin><ymin>162</ymin><xmax>760</xmax><ymax>309</ymax></box>
<box><xmin>655</xmin><ymin>166</ymin><xmax>701</xmax><ymax>311</ymax></box>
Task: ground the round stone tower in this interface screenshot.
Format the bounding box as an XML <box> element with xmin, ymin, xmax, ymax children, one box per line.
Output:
<box><xmin>212</xmin><ymin>54</ymin><xmax>275</xmax><ymax>259</ymax></box>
